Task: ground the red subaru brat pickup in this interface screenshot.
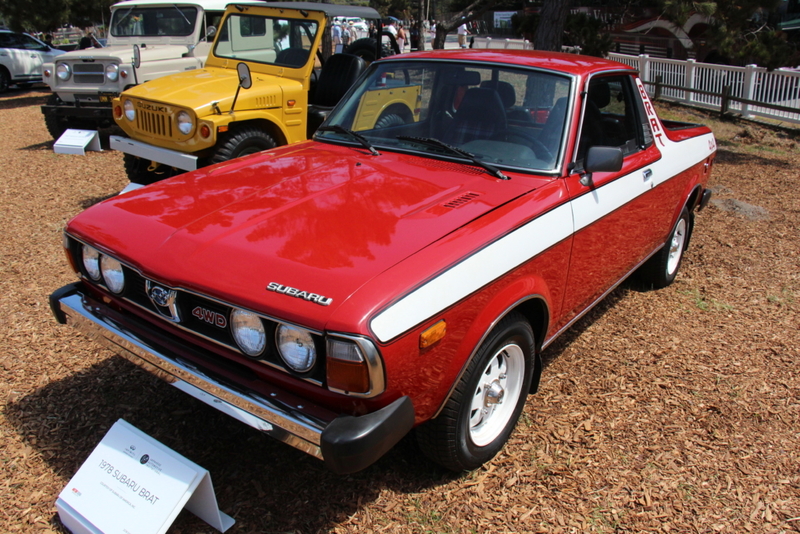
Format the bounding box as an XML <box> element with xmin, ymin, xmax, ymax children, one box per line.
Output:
<box><xmin>50</xmin><ymin>50</ymin><xmax>715</xmax><ymax>474</ymax></box>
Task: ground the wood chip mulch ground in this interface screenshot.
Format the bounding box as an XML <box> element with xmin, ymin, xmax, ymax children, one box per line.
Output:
<box><xmin>0</xmin><ymin>88</ymin><xmax>797</xmax><ymax>534</ymax></box>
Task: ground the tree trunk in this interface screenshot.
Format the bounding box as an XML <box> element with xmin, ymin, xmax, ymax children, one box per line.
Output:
<box><xmin>534</xmin><ymin>0</ymin><xmax>572</xmax><ymax>52</ymax></box>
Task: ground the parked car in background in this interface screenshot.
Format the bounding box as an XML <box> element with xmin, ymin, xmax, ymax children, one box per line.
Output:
<box><xmin>40</xmin><ymin>0</ymin><xmax>228</xmax><ymax>140</ymax></box>
<box><xmin>109</xmin><ymin>2</ymin><xmax>390</xmax><ymax>186</ymax></box>
<box><xmin>0</xmin><ymin>30</ymin><xmax>65</xmax><ymax>92</ymax></box>
<box><xmin>51</xmin><ymin>50</ymin><xmax>716</xmax><ymax>475</ymax></box>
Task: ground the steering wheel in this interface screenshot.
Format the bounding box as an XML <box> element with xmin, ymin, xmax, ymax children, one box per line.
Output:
<box><xmin>491</xmin><ymin>130</ymin><xmax>554</xmax><ymax>162</ymax></box>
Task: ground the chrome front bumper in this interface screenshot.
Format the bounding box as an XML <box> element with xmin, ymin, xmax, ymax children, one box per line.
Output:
<box><xmin>50</xmin><ymin>283</ymin><xmax>414</xmax><ymax>474</ymax></box>
<box><xmin>110</xmin><ymin>135</ymin><xmax>198</xmax><ymax>171</ymax></box>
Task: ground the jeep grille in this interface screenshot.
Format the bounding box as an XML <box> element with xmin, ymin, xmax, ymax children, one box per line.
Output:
<box><xmin>136</xmin><ymin>108</ymin><xmax>173</xmax><ymax>139</ymax></box>
<box><xmin>73</xmin><ymin>63</ymin><xmax>105</xmax><ymax>84</ymax></box>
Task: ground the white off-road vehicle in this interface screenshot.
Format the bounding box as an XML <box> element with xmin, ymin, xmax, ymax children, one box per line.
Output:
<box><xmin>40</xmin><ymin>0</ymin><xmax>228</xmax><ymax>140</ymax></box>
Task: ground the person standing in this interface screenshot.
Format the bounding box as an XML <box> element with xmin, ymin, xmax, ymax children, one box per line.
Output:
<box><xmin>396</xmin><ymin>23</ymin><xmax>406</xmax><ymax>53</ymax></box>
<box><xmin>457</xmin><ymin>23</ymin><xmax>469</xmax><ymax>49</ymax></box>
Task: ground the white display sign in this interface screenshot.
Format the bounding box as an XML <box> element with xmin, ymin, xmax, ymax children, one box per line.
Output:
<box><xmin>56</xmin><ymin>419</ymin><xmax>234</xmax><ymax>534</ymax></box>
<box><xmin>54</xmin><ymin>129</ymin><xmax>102</xmax><ymax>155</ymax></box>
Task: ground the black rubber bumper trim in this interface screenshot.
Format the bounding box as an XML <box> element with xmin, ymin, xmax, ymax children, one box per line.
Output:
<box><xmin>49</xmin><ymin>282</ymin><xmax>81</xmax><ymax>324</ymax></box>
<box><xmin>41</xmin><ymin>104</ymin><xmax>113</xmax><ymax>120</ymax></box>
<box><xmin>321</xmin><ymin>395</ymin><xmax>415</xmax><ymax>474</ymax></box>
<box><xmin>698</xmin><ymin>188</ymin><xmax>713</xmax><ymax>211</ymax></box>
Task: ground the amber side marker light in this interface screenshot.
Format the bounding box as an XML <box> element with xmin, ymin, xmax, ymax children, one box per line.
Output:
<box><xmin>420</xmin><ymin>320</ymin><xmax>446</xmax><ymax>349</ymax></box>
<box><xmin>287</xmin><ymin>100</ymin><xmax>296</xmax><ymax>107</ymax></box>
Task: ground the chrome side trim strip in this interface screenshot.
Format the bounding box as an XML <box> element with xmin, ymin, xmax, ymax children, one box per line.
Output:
<box><xmin>56</xmin><ymin>291</ymin><xmax>333</xmax><ymax>459</ymax></box>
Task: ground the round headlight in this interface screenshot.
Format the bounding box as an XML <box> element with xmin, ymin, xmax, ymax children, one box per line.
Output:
<box><xmin>176</xmin><ymin>111</ymin><xmax>193</xmax><ymax>135</ymax></box>
<box><xmin>231</xmin><ymin>309</ymin><xmax>266</xmax><ymax>357</ymax></box>
<box><xmin>56</xmin><ymin>63</ymin><xmax>71</xmax><ymax>81</ymax></box>
<box><xmin>123</xmin><ymin>100</ymin><xmax>135</xmax><ymax>121</ymax></box>
<box><xmin>276</xmin><ymin>324</ymin><xmax>316</xmax><ymax>373</ymax></box>
<box><xmin>105</xmin><ymin>64</ymin><xmax>119</xmax><ymax>82</ymax></box>
<box><xmin>100</xmin><ymin>255</ymin><xmax>125</xmax><ymax>294</ymax></box>
<box><xmin>82</xmin><ymin>245</ymin><xmax>101</xmax><ymax>280</ymax></box>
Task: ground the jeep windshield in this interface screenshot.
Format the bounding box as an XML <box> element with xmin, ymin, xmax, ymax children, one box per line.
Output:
<box><xmin>213</xmin><ymin>13</ymin><xmax>318</xmax><ymax>67</ymax></box>
<box><xmin>317</xmin><ymin>60</ymin><xmax>573</xmax><ymax>174</ymax></box>
<box><xmin>111</xmin><ymin>6</ymin><xmax>199</xmax><ymax>37</ymax></box>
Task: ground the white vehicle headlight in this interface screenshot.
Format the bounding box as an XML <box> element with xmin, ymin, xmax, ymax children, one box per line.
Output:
<box><xmin>100</xmin><ymin>255</ymin><xmax>125</xmax><ymax>294</ymax></box>
<box><xmin>105</xmin><ymin>64</ymin><xmax>119</xmax><ymax>82</ymax></box>
<box><xmin>56</xmin><ymin>63</ymin><xmax>71</xmax><ymax>81</ymax></box>
<box><xmin>276</xmin><ymin>324</ymin><xmax>316</xmax><ymax>373</ymax></box>
<box><xmin>123</xmin><ymin>100</ymin><xmax>135</xmax><ymax>121</ymax></box>
<box><xmin>231</xmin><ymin>309</ymin><xmax>266</xmax><ymax>357</ymax></box>
<box><xmin>176</xmin><ymin>111</ymin><xmax>193</xmax><ymax>135</ymax></box>
<box><xmin>82</xmin><ymin>245</ymin><xmax>101</xmax><ymax>281</ymax></box>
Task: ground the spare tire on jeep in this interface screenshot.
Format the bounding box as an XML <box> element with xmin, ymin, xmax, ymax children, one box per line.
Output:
<box><xmin>345</xmin><ymin>32</ymin><xmax>399</xmax><ymax>63</ymax></box>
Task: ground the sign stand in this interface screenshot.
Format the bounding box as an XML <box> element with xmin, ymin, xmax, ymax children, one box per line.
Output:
<box><xmin>56</xmin><ymin>419</ymin><xmax>234</xmax><ymax>534</ymax></box>
<box><xmin>54</xmin><ymin>129</ymin><xmax>102</xmax><ymax>155</ymax></box>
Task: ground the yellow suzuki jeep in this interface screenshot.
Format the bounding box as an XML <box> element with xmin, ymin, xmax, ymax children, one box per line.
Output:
<box><xmin>111</xmin><ymin>1</ymin><xmax>409</xmax><ymax>184</ymax></box>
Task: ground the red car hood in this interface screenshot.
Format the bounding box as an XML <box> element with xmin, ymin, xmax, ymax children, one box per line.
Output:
<box><xmin>69</xmin><ymin>142</ymin><xmax>542</xmax><ymax>328</ymax></box>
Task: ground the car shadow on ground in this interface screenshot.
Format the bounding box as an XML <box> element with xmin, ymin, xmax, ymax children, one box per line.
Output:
<box><xmin>714</xmin><ymin>146</ymin><xmax>793</xmax><ymax>168</ymax></box>
<box><xmin>0</xmin><ymin>93</ymin><xmax>49</xmax><ymax>110</ymax></box>
<box><xmin>4</xmin><ymin>352</ymin><xmax>459</xmax><ymax>532</ymax></box>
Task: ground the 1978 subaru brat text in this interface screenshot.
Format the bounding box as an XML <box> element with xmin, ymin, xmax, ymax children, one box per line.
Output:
<box><xmin>51</xmin><ymin>50</ymin><xmax>715</xmax><ymax>474</ymax></box>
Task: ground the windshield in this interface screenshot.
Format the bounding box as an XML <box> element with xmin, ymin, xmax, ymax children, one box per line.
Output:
<box><xmin>214</xmin><ymin>14</ymin><xmax>318</xmax><ymax>67</ymax></box>
<box><xmin>319</xmin><ymin>60</ymin><xmax>573</xmax><ymax>173</ymax></box>
<box><xmin>111</xmin><ymin>6</ymin><xmax>198</xmax><ymax>37</ymax></box>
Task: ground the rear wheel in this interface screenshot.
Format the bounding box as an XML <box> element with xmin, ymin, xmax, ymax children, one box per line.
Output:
<box><xmin>416</xmin><ymin>313</ymin><xmax>534</xmax><ymax>471</ymax></box>
<box><xmin>638</xmin><ymin>207</ymin><xmax>692</xmax><ymax>289</ymax></box>
<box><xmin>0</xmin><ymin>68</ymin><xmax>10</xmax><ymax>93</ymax></box>
<box><xmin>123</xmin><ymin>154</ymin><xmax>180</xmax><ymax>185</ymax></box>
<box><xmin>210</xmin><ymin>126</ymin><xmax>277</xmax><ymax>165</ymax></box>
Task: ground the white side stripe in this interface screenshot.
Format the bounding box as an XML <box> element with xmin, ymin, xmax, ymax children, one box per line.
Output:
<box><xmin>370</xmin><ymin>132</ymin><xmax>716</xmax><ymax>343</ymax></box>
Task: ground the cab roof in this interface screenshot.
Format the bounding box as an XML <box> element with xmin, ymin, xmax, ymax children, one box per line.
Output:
<box><xmin>222</xmin><ymin>1</ymin><xmax>380</xmax><ymax>19</ymax></box>
<box><xmin>389</xmin><ymin>49</ymin><xmax>637</xmax><ymax>77</ymax></box>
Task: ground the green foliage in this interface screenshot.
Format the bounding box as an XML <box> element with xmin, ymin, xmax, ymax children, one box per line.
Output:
<box><xmin>564</xmin><ymin>13</ymin><xmax>615</xmax><ymax>57</ymax></box>
<box><xmin>0</xmin><ymin>0</ymin><xmax>115</xmax><ymax>32</ymax></box>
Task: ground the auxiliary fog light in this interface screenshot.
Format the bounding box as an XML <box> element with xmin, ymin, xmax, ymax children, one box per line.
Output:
<box><xmin>100</xmin><ymin>255</ymin><xmax>125</xmax><ymax>294</ymax></box>
<box><xmin>231</xmin><ymin>309</ymin><xmax>267</xmax><ymax>357</ymax></box>
<box><xmin>276</xmin><ymin>324</ymin><xmax>316</xmax><ymax>373</ymax></box>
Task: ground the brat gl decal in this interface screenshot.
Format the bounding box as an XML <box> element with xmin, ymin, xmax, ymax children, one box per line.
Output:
<box><xmin>267</xmin><ymin>282</ymin><xmax>333</xmax><ymax>306</ymax></box>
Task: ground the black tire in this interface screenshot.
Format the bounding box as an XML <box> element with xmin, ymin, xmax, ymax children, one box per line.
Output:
<box><xmin>345</xmin><ymin>38</ymin><xmax>394</xmax><ymax>63</ymax></box>
<box><xmin>123</xmin><ymin>154</ymin><xmax>180</xmax><ymax>185</ymax></box>
<box><xmin>209</xmin><ymin>126</ymin><xmax>277</xmax><ymax>165</ymax></box>
<box><xmin>638</xmin><ymin>207</ymin><xmax>692</xmax><ymax>289</ymax></box>
<box><xmin>43</xmin><ymin>94</ymin><xmax>70</xmax><ymax>140</ymax></box>
<box><xmin>0</xmin><ymin>67</ymin><xmax>10</xmax><ymax>93</ymax></box>
<box><xmin>374</xmin><ymin>105</ymin><xmax>412</xmax><ymax>129</ymax></box>
<box><xmin>416</xmin><ymin>313</ymin><xmax>534</xmax><ymax>471</ymax></box>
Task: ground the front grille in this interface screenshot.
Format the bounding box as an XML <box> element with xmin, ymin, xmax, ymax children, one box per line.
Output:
<box><xmin>136</xmin><ymin>108</ymin><xmax>172</xmax><ymax>138</ymax></box>
<box><xmin>73</xmin><ymin>63</ymin><xmax>105</xmax><ymax>84</ymax></box>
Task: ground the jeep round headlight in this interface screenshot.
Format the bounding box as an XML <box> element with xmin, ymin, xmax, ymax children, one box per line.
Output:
<box><xmin>176</xmin><ymin>111</ymin><xmax>193</xmax><ymax>135</ymax></box>
<box><xmin>82</xmin><ymin>245</ymin><xmax>101</xmax><ymax>281</ymax></box>
<box><xmin>105</xmin><ymin>64</ymin><xmax>119</xmax><ymax>82</ymax></box>
<box><xmin>56</xmin><ymin>62</ymin><xmax>71</xmax><ymax>81</ymax></box>
<box><xmin>100</xmin><ymin>255</ymin><xmax>125</xmax><ymax>294</ymax></box>
<box><xmin>231</xmin><ymin>309</ymin><xmax>266</xmax><ymax>357</ymax></box>
<box><xmin>276</xmin><ymin>324</ymin><xmax>316</xmax><ymax>373</ymax></box>
<box><xmin>123</xmin><ymin>100</ymin><xmax>135</xmax><ymax>121</ymax></box>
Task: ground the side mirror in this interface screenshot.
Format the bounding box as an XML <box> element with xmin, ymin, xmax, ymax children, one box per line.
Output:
<box><xmin>206</xmin><ymin>26</ymin><xmax>217</xmax><ymax>40</ymax></box>
<box><xmin>132</xmin><ymin>44</ymin><xmax>141</xmax><ymax>69</ymax></box>
<box><xmin>237</xmin><ymin>62</ymin><xmax>252</xmax><ymax>89</ymax></box>
<box><xmin>579</xmin><ymin>146</ymin><xmax>623</xmax><ymax>187</ymax></box>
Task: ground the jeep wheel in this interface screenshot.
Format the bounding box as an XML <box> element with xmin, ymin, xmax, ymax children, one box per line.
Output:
<box><xmin>210</xmin><ymin>127</ymin><xmax>277</xmax><ymax>165</ymax></box>
<box><xmin>43</xmin><ymin>94</ymin><xmax>70</xmax><ymax>140</ymax></box>
<box><xmin>123</xmin><ymin>154</ymin><xmax>180</xmax><ymax>185</ymax></box>
<box><xmin>0</xmin><ymin>68</ymin><xmax>10</xmax><ymax>93</ymax></box>
<box><xmin>416</xmin><ymin>313</ymin><xmax>534</xmax><ymax>471</ymax></box>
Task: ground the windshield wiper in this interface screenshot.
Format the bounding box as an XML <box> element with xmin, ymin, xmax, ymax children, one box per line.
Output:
<box><xmin>317</xmin><ymin>125</ymin><xmax>380</xmax><ymax>156</ymax></box>
<box><xmin>172</xmin><ymin>5</ymin><xmax>192</xmax><ymax>28</ymax></box>
<box><xmin>396</xmin><ymin>136</ymin><xmax>508</xmax><ymax>180</ymax></box>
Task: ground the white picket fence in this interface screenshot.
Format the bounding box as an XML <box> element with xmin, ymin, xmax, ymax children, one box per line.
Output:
<box><xmin>608</xmin><ymin>53</ymin><xmax>800</xmax><ymax>125</ymax></box>
<box><xmin>469</xmin><ymin>38</ymin><xmax>800</xmax><ymax>125</ymax></box>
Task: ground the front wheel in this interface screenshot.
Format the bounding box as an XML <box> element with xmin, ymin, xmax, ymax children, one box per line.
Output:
<box><xmin>0</xmin><ymin>68</ymin><xmax>10</xmax><ymax>93</ymax></box>
<box><xmin>638</xmin><ymin>207</ymin><xmax>692</xmax><ymax>289</ymax></box>
<box><xmin>416</xmin><ymin>313</ymin><xmax>534</xmax><ymax>471</ymax></box>
<box><xmin>209</xmin><ymin>127</ymin><xmax>277</xmax><ymax>165</ymax></box>
<box><xmin>43</xmin><ymin>94</ymin><xmax>70</xmax><ymax>140</ymax></box>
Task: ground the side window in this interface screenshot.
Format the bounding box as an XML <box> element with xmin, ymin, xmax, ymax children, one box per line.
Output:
<box><xmin>577</xmin><ymin>75</ymin><xmax>648</xmax><ymax>162</ymax></box>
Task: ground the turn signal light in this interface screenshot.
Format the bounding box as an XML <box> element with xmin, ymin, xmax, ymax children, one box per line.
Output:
<box><xmin>327</xmin><ymin>359</ymin><xmax>370</xmax><ymax>394</ymax></box>
<box><xmin>200</xmin><ymin>124</ymin><xmax>211</xmax><ymax>138</ymax></box>
<box><xmin>113</xmin><ymin>106</ymin><xmax>122</xmax><ymax>119</ymax></box>
<box><xmin>420</xmin><ymin>320</ymin><xmax>446</xmax><ymax>349</ymax></box>
<box><xmin>44</xmin><ymin>69</ymin><xmax>51</xmax><ymax>78</ymax></box>
<box><xmin>287</xmin><ymin>100</ymin><xmax>296</xmax><ymax>107</ymax></box>
<box><xmin>120</xmin><ymin>69</ymin><xmax>128</xmax><ymax>79</ymax></box>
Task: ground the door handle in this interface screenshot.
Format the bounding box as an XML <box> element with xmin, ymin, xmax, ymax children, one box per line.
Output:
<box><xmin>643</xmin><ymin>169</ymin><xmax>653</xmax><ymax>181</ymax></box>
